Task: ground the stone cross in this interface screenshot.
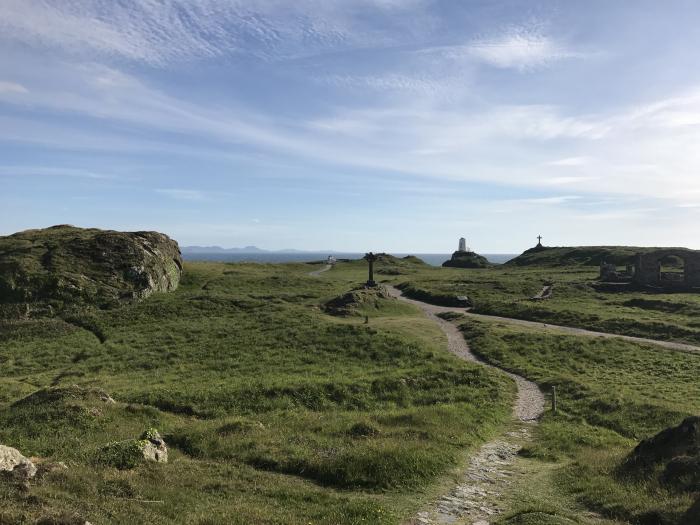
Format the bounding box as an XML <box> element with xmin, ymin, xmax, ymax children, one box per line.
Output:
<box><xmin>537</xmin><ymin>235</ymin><xmax>543</xmax><ymax>244</ymax></box>
<box><xmin>364</xmin><ymin>252</ymin><xmax>378</xmax><ymax>287</ymax></box>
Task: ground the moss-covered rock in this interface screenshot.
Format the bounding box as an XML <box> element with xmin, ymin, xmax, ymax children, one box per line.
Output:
<box><xmin>97</xmin><ymin>428</ymin><xmax>168</xmax><ymax>469</ymax></box>
<box><xmin>0</xmin><ymin>225</ymin><xmax>182</xmax><ymax>317</ymax></box>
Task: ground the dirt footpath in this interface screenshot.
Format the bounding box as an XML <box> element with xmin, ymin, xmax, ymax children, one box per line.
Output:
<box><xmin>388</xmin><ymin>286</ymin><xmax>545</xmax><ymax>525</ymax></box>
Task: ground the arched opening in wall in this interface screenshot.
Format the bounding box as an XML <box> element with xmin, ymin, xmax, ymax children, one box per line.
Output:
<box><xmin>658</xmin><ymin>254</ymin><xmax>686</xmax><ymax>285</ymax></box>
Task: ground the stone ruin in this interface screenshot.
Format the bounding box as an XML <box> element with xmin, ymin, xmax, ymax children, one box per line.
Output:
<box><xmin>599</xmin><ymin>248</ymin><xmax>700</xmax><ymax>290</ymax></box>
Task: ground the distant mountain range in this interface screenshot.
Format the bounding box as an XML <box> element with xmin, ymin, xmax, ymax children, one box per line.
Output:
<box><xmin>181</xmin><ymin>246</ymin><xmax>336</xmax><ymax>254</ymax></box>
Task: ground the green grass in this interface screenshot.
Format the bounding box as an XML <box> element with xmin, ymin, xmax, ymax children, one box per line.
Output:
<box><xmin>457</xmin><ymin>316</ymin><xmax>700</xmax><ymax>524</ymax></box>
<box><xmin>0</xmin><ymin>260</ymin><xmax>514</xmax><ymax>524</ymax></box>
<box><xmin>3</xmin><ymin>254</ymin><xmax>700</xmax><ymax>524</ymax></box>
<box><xmin>396</xmin><ymin>264</ymin><xmax>700</xmax><ymax>345</ymax></box>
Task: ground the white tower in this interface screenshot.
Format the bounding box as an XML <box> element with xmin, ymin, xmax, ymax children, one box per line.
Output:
<box><xmin>458</xmin><ymin>237</ymin><xmax>467</xmax><ymax>252</ymax></box>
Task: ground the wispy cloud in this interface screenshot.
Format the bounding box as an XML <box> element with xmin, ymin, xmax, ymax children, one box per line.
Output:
<box><xmin>424</xmin><ymin>23</ymin><xmax>585</xmax><ymax>71</ymax></box>
<box><xmin>0</xmin><ymin>0</ymin><xmax>431</xmax><ymax>66</ymax></box>
<box><xmin>0</xmin><ymin>165</ymin><xmax>112</xmax><ymax>179</ymax></box>
<box><xmin>0</xmin><ymin>81</ymin><xmax>28</xmax><ymax>94</ymax></box>
<box><xmin>320</xmin><ymin>73</ymin><xmax>445</xmax><ymax>95</ymax></box>
<box><xmin>546</xmin><ymin>156</ymin><xmax>593</xmax><ymax>167</ymax></box>
<box><xmin>156</xmin><ymin>188</ymin><xmax>207</xmax><ymax>201</ymax></box>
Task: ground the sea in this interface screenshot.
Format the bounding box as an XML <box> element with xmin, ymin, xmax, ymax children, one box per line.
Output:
<box><xmin>181</xmin><ymin>252</ymin><xmax>518</xmax><ymax>266</ymax></box>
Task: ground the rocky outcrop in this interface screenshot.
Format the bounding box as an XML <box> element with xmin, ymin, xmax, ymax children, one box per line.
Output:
<box><xmin>0</xmin><ymin>444</ymin><xmax>37</xmax><ymax>481</ymax></box>
<box><xmin>442</xmin><ymin>251</ymin><xmax>490</xmax><ymax>269</ymax></box>
<box><xmin>0</xmin><ymin>225</ymin><xmax>182</xmax><ymax>316</ymax></box>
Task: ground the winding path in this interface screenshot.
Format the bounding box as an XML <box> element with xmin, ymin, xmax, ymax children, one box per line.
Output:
<box><xmin>388</xmin><ymin>286</ymin><xmax>545</xmax><ymax>525</ymax></box>
<box><xmin>465</xmin><ymin>311</ymin><xmax>700</xmax><ymax>355</ymax></box>
<box><xmin>308</xmin><ymin>264</ymin><xmax>332</xmax><ymax>277</ymax></box>
<box><xmin>305</xmin><ymin>263</ymin><xmax>699</xmax><ymax>355</ymax></box>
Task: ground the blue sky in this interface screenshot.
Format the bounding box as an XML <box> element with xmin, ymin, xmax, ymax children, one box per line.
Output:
<box><xmin>2</xmin><ymin>1</ymin><xmax>700</xmax><ymax>252</ymax></box>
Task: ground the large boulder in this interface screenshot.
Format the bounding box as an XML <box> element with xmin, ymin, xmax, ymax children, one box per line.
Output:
<box><xmin>0</xmin><ymin>225</ymin><xmax>182</xmax><ymax>316</ymax></box>
<box><xmin>0</xmin><ymin>444</ymin><xmax>37</xmax><ymax>481</ymax></box>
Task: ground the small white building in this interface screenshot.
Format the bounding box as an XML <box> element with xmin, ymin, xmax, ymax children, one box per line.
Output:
<box><xmin>458</xmin><ymin>237</ymin><xmax>469</xmax><ymax>252</ymax></box>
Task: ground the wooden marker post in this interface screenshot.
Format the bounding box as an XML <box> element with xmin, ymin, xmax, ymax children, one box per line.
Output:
<box><xmin>552</xmin><ymin>386</ymin><xmax>557</xmax><ymax>413</ymax></box>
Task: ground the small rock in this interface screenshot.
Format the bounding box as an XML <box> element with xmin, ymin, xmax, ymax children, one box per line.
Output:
<box><xmin>97</xmin><ymin>428</ymin><xmax>168</xmax><ymax>469</ymax></box>
<box><xmin>140</xmin><ymin>428</ymin><xmax>168</xmax><ymax>463</ymax></box>
<box><xmin>0</xmin><ymin>444</ymin><xmax>37</xmax><ymax>481</ymax></box>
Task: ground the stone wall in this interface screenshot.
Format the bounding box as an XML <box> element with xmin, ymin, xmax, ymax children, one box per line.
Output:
<box><xmin>633</xmin><ymin>249</ymin><xmax>700</xmax><ymax>288</ymax></box>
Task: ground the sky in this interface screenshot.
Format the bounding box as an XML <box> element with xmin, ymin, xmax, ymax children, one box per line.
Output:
<box><xmin>2</xmin><ymin>0</ymin><xmax>700</xmax><ymax>253</ymax></box>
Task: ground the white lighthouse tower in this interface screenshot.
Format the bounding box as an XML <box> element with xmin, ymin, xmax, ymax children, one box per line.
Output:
<box><xmin>458</xmin><ymin>237</ymin><xmax>467</xmax><ymax>252</ymax></box>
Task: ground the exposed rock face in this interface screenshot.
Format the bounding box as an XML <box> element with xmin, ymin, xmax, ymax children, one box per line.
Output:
<box><xmin>0</xmin><ymin>225</ymin><xmax>182</xmax><ymax>316</ymax></box>
<box><xmin>442</xmin><ymin>251</ymin><xmax>490</xmax><ymax>269</ymax></box>
<box><xmin>0</xmin><ymin>444</ymin><xmax>37</xmax><ymax>481</ymax></box>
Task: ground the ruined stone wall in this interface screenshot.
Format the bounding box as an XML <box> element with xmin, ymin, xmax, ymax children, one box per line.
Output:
<box><xmin>633</xmin><ymin>249</ymin><xmax>700</xmax><ymax>288</ymax></box>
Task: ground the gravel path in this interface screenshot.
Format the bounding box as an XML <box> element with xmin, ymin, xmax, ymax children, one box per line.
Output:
<box><xmin>386</xmin><ymin>287</ymin><xmax>700</xmax><ymax>356</ymax></box>
<box><xmin>388</xmin><ymin>286</ymin><xmax>545</xmax><ymax>524</ymax></box>
<box><xmin>466</xmin><ymin>312</ymin><xmax>700</xmax><ymax>355</ymax></box>
<box><xmin>308</xmin><ymin>264</ymin><xmax>332</xmax><ymax>277</ymax></box>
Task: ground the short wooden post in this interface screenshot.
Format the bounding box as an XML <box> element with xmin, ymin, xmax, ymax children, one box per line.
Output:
<box><xmin>551</xmin><ymin>386</ymin><xmax>557</xmax><ymax>413</ymax></box>
<box><xmin>364</xmin><ymin>315</ymin><xmax>369</xmax><ymax>325</ymax></box>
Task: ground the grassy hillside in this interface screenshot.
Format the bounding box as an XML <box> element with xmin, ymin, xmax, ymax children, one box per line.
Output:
<box><xmin>0</xmin><ymin>260</ymin><xmax>514</xmax><ymax>524</ymax></box>
<box><xmin>396</xmin><ymin>265</ymin><xmax>700</xmax><ymax>345</ymax></box>
<box><xmin>506</xmin><ymin>246</ymin><xmax>659</xmax><ymax>267</ymax></box>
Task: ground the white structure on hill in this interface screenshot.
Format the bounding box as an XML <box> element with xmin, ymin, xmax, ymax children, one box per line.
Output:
<box><xmin>458</xmin><ymin>237</ymin><xmax>469</xmax><ymax>252</ymax></box>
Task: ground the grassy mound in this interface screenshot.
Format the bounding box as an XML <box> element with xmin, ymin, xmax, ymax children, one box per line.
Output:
<box><xmin>442</xmin><ymin>251</ymin><xmax>491</xmax><ymax>269</ymax></box>
<box><xmin>622</xmin><ymin>417</ymin><xmax>700</xmax><ymax>493</ymax></box>
<box><xmin>322</xmin><ymin>286</ymin><xmax>409</xmax><ymax>317</ymax></box>
<box><xmin>0</xmin><ymin>225</ymin><xmax>182</xmax><ymax>317</ymax></box>
<box><xmin>505</xmin><ymin>246</ymin><xmax>657</xmax><ymax>267</ymax></box>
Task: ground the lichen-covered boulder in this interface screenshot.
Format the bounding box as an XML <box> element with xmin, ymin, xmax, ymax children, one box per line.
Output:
<box><xmin>0</xmin><ymin>225</ymin><xmax>182</xmax><ymax>317</ymax></box>
<box><xmin>0</xmin><ymin>444</ymin><xmax>37</xmax><ymax>481</ymax></box>
<box><xmin>97</xmin><ymin>428</ymin><xmax>168</xmax><ymax>469</ymax></box>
